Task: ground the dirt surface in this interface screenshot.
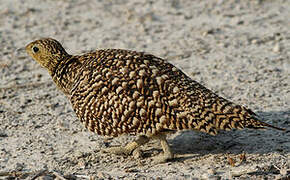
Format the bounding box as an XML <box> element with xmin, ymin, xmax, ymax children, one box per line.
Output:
<box><xmin>0</xmin><ymin>0</ymin><xmax>289</xmax><ymax>179</ymax></box>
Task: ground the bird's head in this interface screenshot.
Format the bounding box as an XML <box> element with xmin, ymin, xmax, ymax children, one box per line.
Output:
<box><xmin>26</xmin><ymin>38</ymin><xmax>70</xmax><ymax>74</ymax></box>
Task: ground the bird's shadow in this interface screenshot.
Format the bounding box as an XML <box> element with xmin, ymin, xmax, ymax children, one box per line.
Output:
<box><xmin>166</xmin><ymin>110</ymin><xmax>289</xmax><ymax>161</ymax></box>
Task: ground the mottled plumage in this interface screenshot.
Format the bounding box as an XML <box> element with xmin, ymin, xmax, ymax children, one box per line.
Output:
<box><xmin>26</xmin><ymin>38</ymin><xmax>285</xmax><ymax>162</ymax></box>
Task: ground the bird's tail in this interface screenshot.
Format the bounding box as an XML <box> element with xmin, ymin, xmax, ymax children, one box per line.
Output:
<box><xmin>214</xmin><ymin>99</ymin><xmax>286</xmax><ymax>131</ymax></box>
<box><xmin>245</xmin><ymin>116</ymin><xmax>286</xmax><ymax>131</ymax></box>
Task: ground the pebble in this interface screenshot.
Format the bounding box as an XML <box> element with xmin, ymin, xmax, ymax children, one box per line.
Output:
<box><xmin>273</xmin><ymin>43</ymin><xmax>281</xmax><ymax>53</ymax></box>
<box><xmin>208</xmin><ymin>168</ymin><xmax>216</xmax><ymax>175</ymax></box>
<box><xmin>251</xmin><ymin>39</ymin><xmax>259</xmax><ymax>44</ymax></box>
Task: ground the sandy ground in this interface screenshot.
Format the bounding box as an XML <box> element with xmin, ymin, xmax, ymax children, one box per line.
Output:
<box><xmin>0</xmin><ymin>0</ymin><xmax>289</xmax><ymax>179</ymax></box>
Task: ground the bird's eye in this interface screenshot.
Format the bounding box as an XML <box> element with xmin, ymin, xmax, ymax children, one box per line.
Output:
<box><xmin>32</xmin><ymin>46</ymin><xmax>39</xmax><ymax>53</ymax></box>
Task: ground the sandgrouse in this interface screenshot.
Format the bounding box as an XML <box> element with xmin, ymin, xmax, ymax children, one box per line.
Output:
<box><xmin>26</xmin><ymin>38</ymin><xmax>285</xmax><ymax>163</ymax></box>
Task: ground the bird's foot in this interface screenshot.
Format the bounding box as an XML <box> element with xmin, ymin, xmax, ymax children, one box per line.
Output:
<box><xmin>151</xmin><ymin>133</ymin><xmax>174</xmax><ymax>164</ymax></box>
<box><xmin>153</xmin><ymin>152</ymin><xmax>174</xmax><ymax>164</ymax></box>
<box><xmin>101</xmin><ymin>135</ymin><xmax>150</xmax><ymax>157</ymax></box>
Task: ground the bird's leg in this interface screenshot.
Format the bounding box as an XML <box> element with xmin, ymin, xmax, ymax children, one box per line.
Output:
<box><xmin>102</xmin><ymin>135</ymin><xmax>150</xmax><ymax>156</ymax></box>
<box><xmin>153</xmin><ymin>134</ymin><xmax>174</xmax><ymax>163</ymax></box>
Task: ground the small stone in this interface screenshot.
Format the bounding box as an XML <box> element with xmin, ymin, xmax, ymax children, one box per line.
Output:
<box><xmin>208</xmin><ymin>168</ymin><xmax>216</xmax><ymax>175</ymax></box>
<box><xmin>202</xmin><ymin>29</ymin><xmax>215</xmax><ymax>36</ymax></box>
<box><xmin>251</xmin><ymin>39</ymin><xmax>259</xmax><ymax>44</ymax></box>
<box><xmin>273</xmin><ymin>43</ymin><xmax>281</xmax><ymax>53</ymax></box>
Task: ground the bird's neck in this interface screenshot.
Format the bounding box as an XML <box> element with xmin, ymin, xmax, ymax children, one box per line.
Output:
<box><xmin>51</xmin><ymin>55</ymin><xmax>82</xmax><ymax>96</ymax></box>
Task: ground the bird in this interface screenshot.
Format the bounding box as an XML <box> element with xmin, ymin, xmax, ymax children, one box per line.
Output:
<box><xmin>25</xmin><ymin>38</ymin><xmax>285</xmax><ymax>163</ymax></box>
